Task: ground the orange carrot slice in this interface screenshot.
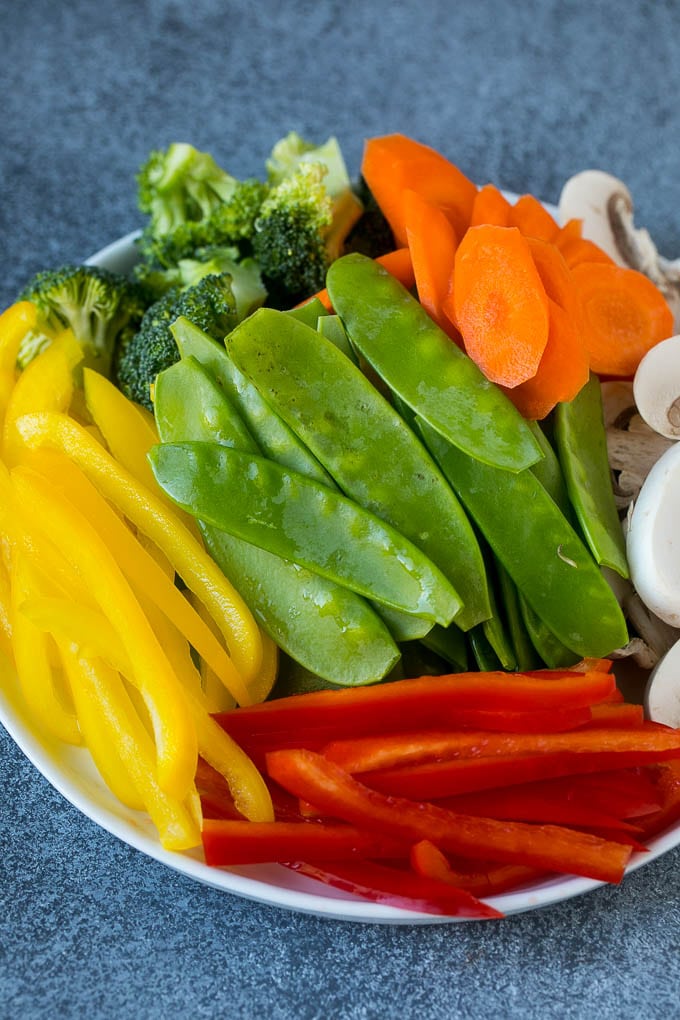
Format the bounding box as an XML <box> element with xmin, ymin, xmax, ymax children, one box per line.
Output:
<box><xmin>403</xmin><ymin>188</ymin><xmax>459</xmax><ymax>338</ymax></box>
<box><xmin>470</xmin><ymin>184</ymin><xmax>512</xmax><ymax>227</ymax></box>
<box><xmin>570</xmin><ymin>262</ymin><xmax>674</xmax><ymax>376</ymax></box>
<box><xmin>362</xmin><ymin>134</ymin><xmax>477</xmax><ymax>246</ymax></box>
<box><xmin>448</xmin><ymin>224</ymin><xmax>550</xmax><ymax>387</ymax></box>
<box><xmin>509</xmin><ymin>194</ymin><xmax>559</xmax><ymax>241</ymax></box>
<box><xmin>558</xmin><ymin>236</ymin><xmax>616</xmax><ymax>270</ymax></box>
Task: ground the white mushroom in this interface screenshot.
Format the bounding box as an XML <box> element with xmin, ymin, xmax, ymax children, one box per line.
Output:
<box><xmin>558</xmin><ymin>170</ymin><xmax>680</xmax><ymax>328</ymax></box>
<box><xmin>645</xmin><ymin>637</ymin><xmax>680</xmax><ymax>727</ymax></box>
<box><xmin>626</xmin><ymin>441</ymin><xmax>680</xmax><ymax>627</ymax></box>
<box><xmin>633</xmin><ymin>334</ymin><xmax>680</xmax><ymax>439</ymax></box>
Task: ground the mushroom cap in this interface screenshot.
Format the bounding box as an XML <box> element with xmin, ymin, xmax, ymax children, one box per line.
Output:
<box><xmin>627</xmin><ymin>441</ymin><xmax>680</xmax><ymax>627</ymax></box>
<box><xmin>558</xmin><ymin>170</ymin><xmax>632</xmax><ymax>266</ymax></box>
<box><xmin>645</xmin><ymin>637</ymin><xmax>680</xmax><ymax>727</ymax></box>
<box><xmin>633</xmin><ymin>334</ymin><xmax>680</xmax><ymax>440</ymax></box>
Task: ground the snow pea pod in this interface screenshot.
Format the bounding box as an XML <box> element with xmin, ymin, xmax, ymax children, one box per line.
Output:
<box><xmin>149</xmin><ymin>442</ymin><xmax>461</xmax><ymax>626</ymax></box>
<box><xmin>518</xmin><ymin>592</ymin><xmax>581</xmax><ymax>669</ymax></box>
<box><xmin>170</xmin><ymin>317</ymin><xmax>334</xmax><ymax>487</ymax></box>
<box><xmin>325</xmin><ymin>253</ymin><xmax>543</xmax><ymax>473</ymax></box>
<box><xmin>554</xmin><ymin>373</ymin><xmax>629</xmax><ymax>578</ymax></box>
<box><xmin>495</xmin><ymin>562</ymin><xmax>540</xmax><ymax>671</ymax></box>
<box><xmin>417</xmin><ymin>418</ymin><xmax>628</xmax><ymax>658</ymax></box>
<box><xmin>226</xmin><ymin>307</ymin><xmax>489</xmax><ymax>630</ymax></box>
<box><xmin>154</xmin><ymin>358</ymin><xmax>400</xmax><ymax>686</ymax></box>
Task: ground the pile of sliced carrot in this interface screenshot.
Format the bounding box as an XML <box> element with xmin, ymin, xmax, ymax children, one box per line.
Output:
<box><xmin>196</xmin><ymin>663</ymin><xmax>680</xmax><ymax>917</ymax></box>
<box><xmin>358</xmin><ymin>134</ymin><xmax>674</xmax><ymax>418</ymax></box>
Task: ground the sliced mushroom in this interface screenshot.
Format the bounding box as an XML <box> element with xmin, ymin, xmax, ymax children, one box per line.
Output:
<box><xmin>558</xmin><ymin>170</ymin><xmax>680</xmax><ymax>328</ymax></box>
<box><xmin>605</xmin><ymin>414</ymin><xmax>674</xmax><ymax>508</ymax></box>
<box><xmin>645</xmin><ymin>637</ymin><xmax>680</xmax><ymax>727</ymax></box>
<box><xmin>626</xmin><ymin>441</ymin><xmax>680</xmax><ymax>627</ymax></box>
<box><xmin>633</xmin><ymin>334</ymin><xmax>680</xmax><ymax>439</ymax></box>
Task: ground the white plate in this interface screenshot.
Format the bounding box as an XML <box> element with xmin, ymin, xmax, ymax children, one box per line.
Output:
<box><xmin>3</xmin><ymin>227</ymin><xmax>680</xmax><ymax>925</ymax></box>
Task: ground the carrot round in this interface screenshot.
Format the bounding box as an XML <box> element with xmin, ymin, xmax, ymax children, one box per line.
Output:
<box><xmin>362</xmin><ymin>134</ymin><xmax>477</xmax><ymax>246</ymax></box>
<box><xmin>470</xmin><ymin>184</ymin><xmax>512</xmax><ymax>227</ymax></box>
<box><xmin>449</xmin><ymin>224</ymin><xmax>550</xmax><ymax>388</ymax></box>
<box><xmin>558</xmin><ymin>236</ymin><xmax>616</xmax><ymax>270</ymax></box>
<box><xmin>570</xmin><ymin>262</ymin><xmax>674</xmax><ymax>376</ymax></box>
<box><xmin>509</xmin><ymin>194</ymin><xmax>559</xmax><ymax>242</ymax></box>
<box><xmin>403</xmin><ymin>188</ymin><xmax>459</xmax><ymax>339</ymax></box>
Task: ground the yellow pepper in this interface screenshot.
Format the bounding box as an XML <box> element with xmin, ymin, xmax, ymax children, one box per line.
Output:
<box><xmin>28</xmin><ymin>449</ymin><xmax>249</xmax><ymax>704</ymax></box>
<box><xmin>58</xmin><ymin>642</ymin><xmax>201</xmax><ymax>850</ymax></box>
<box><xmin>0</xmin><ymin>301</ymin><xmax>37</xmax><ymax>426</ymax></box>
<box><xmin>10</xmin><ymin>465</ymin><xmax>198</xmax><ymax>800</ymax></box>
<box><xmin>0</xmin><ymin>558</ymin><xmax>14</xmax><ymax>663</ymax></box>
<box><xmin>15</xmin><ymin>410</ymin><xmax>263</xmax><ymax>690</ymax></box>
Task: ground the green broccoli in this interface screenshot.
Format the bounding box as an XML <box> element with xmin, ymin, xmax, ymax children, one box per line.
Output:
<box><xmin>17</xmin><ymin>263</ymin><xmax>147</xmax><ymax>375</ymax></box>
<box><xmin>136</xmin><ymin>143</ymin><xmax>268</xmax><ymax>267</ymax></box>
<box><xmin>113</xmin><ymin>273</ymin><xmax>238</xmax><ymax>409</ymax></box>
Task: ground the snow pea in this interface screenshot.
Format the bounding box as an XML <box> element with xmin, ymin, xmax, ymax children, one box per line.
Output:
<box><xmin>149</xmin><ymin>442</ymin><xmax>461</xmax><ymax>626</ymax></box>
<box><xmin>416</xmin><ymin>418</ymin><xmax>629</xmax><ymax>658</ymax></box>
<box><xmin>325</xmin><ymin>253</ymin><xmax>543</xmax><ymax>473</ymax></box>
<box><xmin>317</xmin><ymin>314</ymin><xmax>358</xmax><ymax>364</ymax></box>
<box><xmin>286</xmin><ymin>296</ymin><xmax>330</xmax><ymax>328</ymax></box>
<box><xmin>495</xmin><ymin>563</ymin><xmax>541</xmax><ymax>671</ymax></box>
<box><xmin>554</xmin><ymin>373</ymin><xmax>629</xmax><ymax>578</ymax></box>
<box><xmin>154</xmin><ymin>357</ymin><xmax>400</xmax><ymax>685</ymax></box>
<box><xmin>226</xmin><ymin>307</ymin><xmax>489</xmax><ymax>631</ymax></box>
<box><xmin>518</xmin><ymin>593</ymin><xmax>581</xmax><ymax>669</ymax></box>
<box><xmin>170</xmin><ymin>317</ymin><xmax>334</xmax><ymax>487</ymax></box>
<box><xmin>527</xmin><ymin>420</ymin><xmax>573</xmax><ymax>521</ymax></box>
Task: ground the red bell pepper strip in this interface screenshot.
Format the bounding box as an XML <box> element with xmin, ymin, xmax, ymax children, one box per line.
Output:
<box><xmin>265</xmin><ymin>749</ymin><xmax>633</xmax><ymax>883</ymax></box>
<box><xmin>201</xmin><ymin>819</ymin><xmax>406</xmax><ymax>866</ymax></box>
<box><xmin>637</xmin><ymin>762</ymin><xmax>680</xmax><ymax>840</ymax></box>
<box><xmin>362</xmin><ymin>750</ymin><xmax>680</xmax><ymax>800</ymax></box>
<box><xmin>216</xmin><ymin>670</ymin><xmax>617</xmax><ymax>744</ymax></box>
<box><xmin>322</xmin><ymin>727</ymin><xmax>680</xmax><ymax>775</ymax></box>
<box><xmin>583</xmin><ymin>703</ymin><xmax>645</xmax><ymax>727</ymax></box>
<box><xmin>284</xmin><ymin>859</ymin><xmax>502</xmax><ymax>919</ymax></box>
<box><xmin>410</xmin><ymin>840</ymin><xmax>545</xmax><ymax>896</ymax></box>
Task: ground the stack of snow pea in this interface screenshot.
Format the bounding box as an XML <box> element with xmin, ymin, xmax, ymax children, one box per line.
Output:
<box><xmin>149</xmin><ymin>253</ymin><xmax>629</xmax><ymax>689</ymax></box>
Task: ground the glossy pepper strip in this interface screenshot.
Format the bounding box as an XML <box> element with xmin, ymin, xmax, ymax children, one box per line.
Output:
<box><xmin>226</xmin><ymin>307</ymin><xmax>490</xmax><ymax>631</ymax></box>
<box><xmin>154</xmin><ymin>356</ymin><xmax>400</xmax><ymax>687</ymax></box>
<box><xmin>554</xmin><ymin>373</ymin><xmax>629</xmax><ymax>578</ymax></box>
<box><xmin>409</xmin><ymin>841</ymin><xmax>545</xmax><ymax>897</ymax></box>
<box><xmin>0</xmin><ymin>301</ymin><xmax>37</xmax><ymax>426</ymax></box>
<box><xmin>322</xmin><ymin>726</ymin><xmax>680</xmax><ymax>775</ymax></box>
<box><xmin>265</xmin><ymin>749</ymin><xmax>633</xmax><ymax>883</ymax></box>
<box><xmin>149</xmin><ymin>441</ymin><xmax>461</xmax><ymax>626</ymax></box>
<box><xmin>417</xmin><ymin>418</ymin><xmax>629</xmax><ymax>658</ymax></box>
<box><xmin>325</xmin><ymin>253</ymin><xmax>543</xmax><ymax>473</ymax></box>
<box><xmin>10</xmin><ymin>464</ymin><xmax>198</xmax><ymax>800</ymax></box>
<box><xmin>216</xmin><ymin>669</ymin><xmax>616</xmax><ymax>743</ymax></box>
<box><xmin>13</xmin><ymin>410</ymin><xmax>262</xmax><ymax>692</ymax></box>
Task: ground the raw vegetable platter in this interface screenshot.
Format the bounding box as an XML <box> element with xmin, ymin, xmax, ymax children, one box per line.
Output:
<box><xmin>3</xmin><ymin>133</ymin><xmax>680</xmax><ymax>925</ymax></box>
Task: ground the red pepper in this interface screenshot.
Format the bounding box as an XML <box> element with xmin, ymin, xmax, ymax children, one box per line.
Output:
<box><xmin>265</xmin><ymin>749</ymin><xmax>632</xmax><ymax>883</ymax></box>
<box><xmin>322</xmin><ymin>726</ymin><xmax>680</xmax><ymax>775</ymax></box>
<box><xmin>216</xmin><ymin>670</ymin><xmax>617</xmax><ymax>744</ymax></box>
<box><xmin>284</xmin><ymin>859</ymin><xmax>502</xmax><ymax>918</ymax></box>
<box><xmin>583</xmin><ymin>703</ymin><xmax>645</xmax><ymax>727</ymax></box>
<box><xmin>201</xmin><ymin>819</ymin><xmax>406</xmax><ymax>866</ymax></box>
<box><xmin>637</xmin><ymin>761</ymin><xmax>680</xmax><ymax>840</ymax></box>
<box><xmin>410</xmin><ymin>840</ymin><xmax>546</xmax><ymax>896</ymax></box>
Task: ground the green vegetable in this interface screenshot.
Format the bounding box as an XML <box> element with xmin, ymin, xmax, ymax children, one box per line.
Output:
<box><xmin>149</xmin><ymin>441</ymin><xmax>461</xmax><ymax>626</ymax></box>
<box><xmin>17</xmin><ymin>264</ymin><xmax>146</xmax><ymax>375</ymax></box>
<box><xmin>226</xmin><ymin>306</ymin><xmax>490</xmax><ymax>630</ymax></box>
<box><xmin>153</xmin><ymin>356</ymin><xmax>401</xmax><ymax>685</ymax></box>
<box><xmin>325</xmin><ymin>253</ymin><xmax>543</xmax><ymax>473</ymax></box>
<box><xmin>518</xmin><ymin>594</ymin><xmax>581</xmax><ymax>669</ymax></box>
<box><xmin>416</xmin><ymin>418</ymin><xmax>629</xmax><ymax>658</ymax></box>
<box><xmin>554</xmin><ymin>373</ymin><xmax>629</xmax><ymax>578</ymax></box>
<box><xmin>113</xmin><ymin>275</ymin><xmax>238</xmax><ymax>409</ymax></box>
<box><xmin>495</xmin><ymin>563</ymin><xmax>540</xmax><ymax>671</ymax></box>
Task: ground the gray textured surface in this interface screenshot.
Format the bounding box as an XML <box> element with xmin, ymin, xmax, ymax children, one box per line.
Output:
<box><xmin>3</xmin><ymin>1</ymin><xmax>680</xmax><ymax>1017</ymax></box>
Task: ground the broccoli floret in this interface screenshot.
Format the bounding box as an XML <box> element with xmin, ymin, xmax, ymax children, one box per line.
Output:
<box><xmin>113</xmin><ymin>274</ymin><xmax>238</xmax><ymax>409</ymax></box>
<box><xmin>252</xmin><ymin>162</ymin><xmax>333</xmax><ymax>303</ymax></box>
<box><xmin>136</xmin><ymin>143</ymin><xmax>269</xmax><ymax>267</ymax></box>
<box><xmin>17</xmin><ymin>264</ymin><xmax>147</xmax><ymax>375</ymax></box>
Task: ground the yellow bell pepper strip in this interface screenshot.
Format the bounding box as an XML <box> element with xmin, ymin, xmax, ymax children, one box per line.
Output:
<box><xmin>10</xmin><ymin>465</ymin><xmax>198</xmax><ymax>799</ymax></box>
<box><xmin>0</xmin><ymin>559</ymin><xmax>14</xmax><ymax>663</ymax></box>
<box><xmin>3</xmin><ymin>329</ymin><xmax>83</xmax><ymax>463</ymax></box>
<box><xmin>0</xmin><ymin>301</ymin><xmax>37</xmax><ymax>426</ymax></box>
<box><xmin>27</xmin><ymin>449</ymin><xmax>249</xmax><ymax>704</ymax></box>
<box><xmin>58</xmin><ymin>642</ymin><xmax>201</xmax><ymax>850</ymax></box>
<box><xmin>14</xmin><ymin>411</ymin><xmax>263</xmax><ymax>690</ymax></box>
<box><xmin>81</xmin><ymin>367</ymin><xmax>201</xmax><ymax>539</ymax></box>
<box><xmin>9</xmin><ymin>548</ymin><xmax>81</xmax><ymax>745</ymax></box>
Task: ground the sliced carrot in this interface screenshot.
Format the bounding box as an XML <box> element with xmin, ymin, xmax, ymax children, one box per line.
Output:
<box><xmin>558</xmin><ymin>236</ymin><xmax>616</xmax><ymax>270</ymax></box>
<box><xmin>570</xmin><ymin>261</ymin><xmax>674</xmax><ymax>376</ymax></box>
<box><xmin>554</xmin><ymin>217</ymin><xmax>583</xmax><ymax>248</ymax></box>
<box><xmin>361</xmin><ymin>134</ymin><xmax>477</xmax><ymax>246</ymax></box>
<box><xmin>502</xmin><ymin>296</ymin><xmax>590</xmax><ymax>419</ymax></box>
<box><xmin>448</xmin><ymin>224</ymin><xmax>550</xmax><ymax>387</ymax></box>
<box><xmin>403</xmin><ymin>188</ymin><xmax>460</xmax><ymax>339</ymax></box>
<box><xmin>509</xmin><ymin>194</ymin><xmax>559</xmax><ymax>241</ymax></box>
<box><xmin>470</xmin><ymin>184</ymin><xmax>512</xmax><ymax>227</ymax></box>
